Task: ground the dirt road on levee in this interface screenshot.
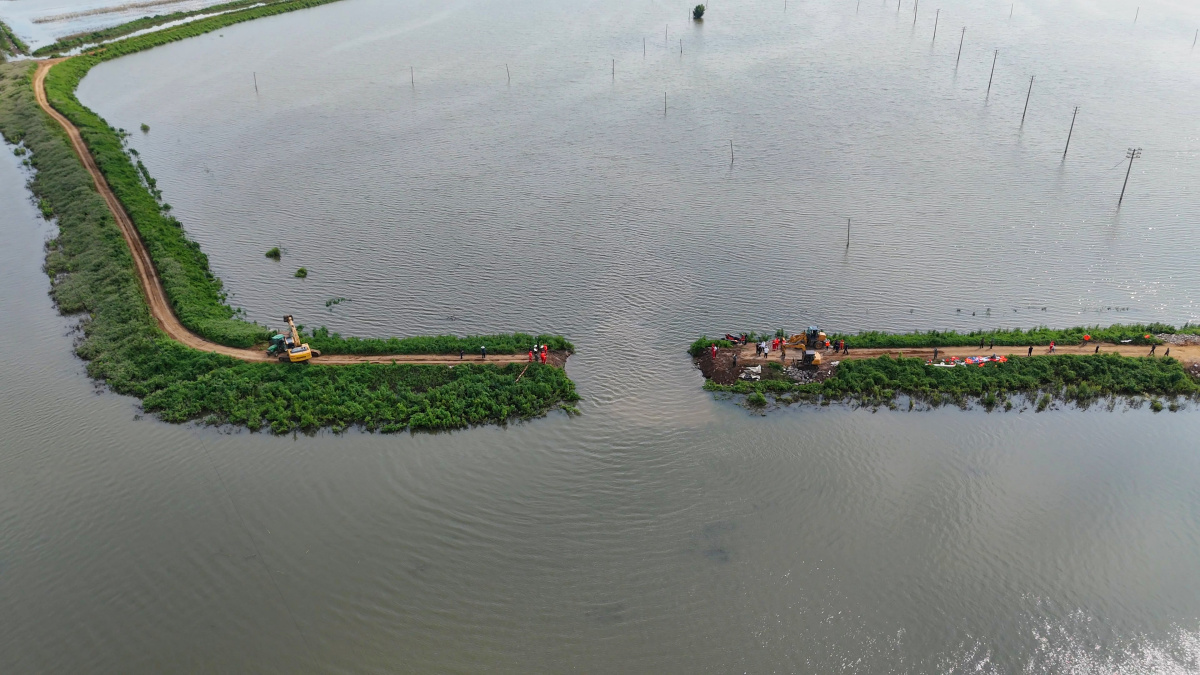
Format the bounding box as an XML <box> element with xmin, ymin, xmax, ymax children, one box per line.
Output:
<box><xmin>34</xmin><ymin>60</ymin><xmax>550</xmax><ymax>367</ymax></box>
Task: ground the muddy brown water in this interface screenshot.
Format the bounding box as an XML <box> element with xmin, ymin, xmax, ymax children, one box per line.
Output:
<box><xmin>5</xmin><ymin>0</ymin><xmax>1200</xmax><ymax>672</ymax></box>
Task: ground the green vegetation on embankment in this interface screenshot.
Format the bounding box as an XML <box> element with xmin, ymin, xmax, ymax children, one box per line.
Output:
<box><xmin>1</xmin><ymin>20</ymin><xmax>29</xmax><ymax>60</ymax></box>
<box><xmin>704</xmin><ymin>354</ymin><xmax>1199</xmax><ymax>411</ymax></box>
<box><xmin>304</xmin><ymin>328</ymin><xmax>574</xmax><ymax>356</ymax></box>
<box><xmin>32</xmin><ymin>0</ymin><xmax>313</xmax><ymax>57</ymax></box>
<box><xmin>2</xmin><ymin>61</ymin><xmax>575</xmax><ymax>432</ymax></box>
<box><xmin>688</xmin><ymin>324</ymin><xmax>1179</xmax><ymax>357</ymax></box>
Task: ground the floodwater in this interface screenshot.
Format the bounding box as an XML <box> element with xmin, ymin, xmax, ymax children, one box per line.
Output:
<box><xmin>4</xmin><ymin>0</ymin><xmax>1200</xmax><ymax>671</ymax></box>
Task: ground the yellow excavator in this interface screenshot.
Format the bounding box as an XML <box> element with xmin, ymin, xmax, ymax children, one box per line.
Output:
<box><xmin>266</xmin><ymin>315</ymin><xmax>321</xmax><ymax>363</ymax></box>
<box><xmin>784</xmin><ymin>326</ymin><xmax>827</xmax><ymax>366</ymax></box>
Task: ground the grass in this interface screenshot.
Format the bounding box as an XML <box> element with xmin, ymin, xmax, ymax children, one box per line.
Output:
<box><xmin>691</xmin><ymin>324</ymin><xmax>1181</xmax><ymax>357</ymax></box>
<box><xmin>0</xmin><ymin>34</ymin><xmax>578</xmax><ymax>433</ymax></box>
<box><xmin>703</xmin><ymin>353</ymin><xmax>1199</xmax><ymax>411</ymax></box>
<box><xmin>303</xmin><ymin>328</ymin><xmax>574</xmax><ymax>356</ymax></box>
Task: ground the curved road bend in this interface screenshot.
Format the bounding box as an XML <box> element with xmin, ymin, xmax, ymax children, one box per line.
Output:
<box><xmin>34</xmin><ymin>60</ymin><xmax>536</xmax><ymax>366</ymax></box>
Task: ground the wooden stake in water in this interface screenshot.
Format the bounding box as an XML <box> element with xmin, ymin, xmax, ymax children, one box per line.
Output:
<box><xmin>410</xmin><ymin>66</ymin><xmax>414</xmax><ymax>88</ymax></box>
<box><xmin>956</xmin><ymin>27</ymin><xmax>965</xmax><ymax>68</ymax></box>
<box><xmin>1062</xmin><ymin>106</ymin><xmax>1078</xmax><ymax>160</ymax></box>
<box><xmin>1021</xmin><ymin>75</ymin><xmax>1034</xmax><ymax>124</ymax></box>
<box><xmin>1134</xmin><ymin>7</ymin><xmax>1139</xmax><ymax>24</ymax></box>
<box><xmin>666</xmin><ymin>24</ymin><xmax>669</xmax><ymax>45</ymax></box>
<box><xmin>1009</xmin><ymin>3</ymin><xmax>1013</xmax><ymax>19</ymax></box>
<box><xmin>612</xmin><ymin>59</ymin><xmax>615</xmax><ymax>80</ymax></box>
<box><xmin>644</xmin><ymin>38</ymin><xmax>647</xmax><ymax>59</ymax></box>
<box><xmin>1118</xmin><ymin>147</ymin><xmax>1142</xmax><ymax>206</ymax></box>
<box><xmin>664</xmin><ymin>92</ymin><xmax>667</xmax><ymax>116</ymax></box>
<box><xmin>932</xmin><ymin>9</ymin><xmax>940</xmax><ymax>43</ymax></box>
<box><xmin>253</xmin><ymin>72</ymin><xmax>258</xmax><ymax>94</ymax></box>
<box><xmin>897</xmin><ymin>0</ymin><xmax>901</xmax><ymax>14</ymax></box>
<box><xmin>846</xmin><ymin>218</ymin><xmax>851</xmax><ymax>248</ymax></box>
<box><xmin>1193</xmin><ymin>29</ymin><xmax>1198</xmax><ymax>50</ymax></box>
<box><xmin>986</xmin><ymin>49</ymin><xmax>998</xmax><ymax>98</ymax></box>
<box><xmin>913</xmin><ymin>0</ymin><xmax>918</xmax><ymax>26</ymax></box>
<box><xmin>730</xmin><ymin>140</ymin><xmax>734</xmax><ymax>165</ymax></box>
<box><xmin>506</xmin><ymin>64</ymin><xmax>511</xmax><ymax>84</ymax></box>
<box><xmin>857</xmin><ymin>0</ymin><xmax>861</xmax><ymax>14</ymax></box>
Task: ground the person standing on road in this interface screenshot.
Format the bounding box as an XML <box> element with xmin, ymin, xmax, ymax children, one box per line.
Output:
<box><xmin>481</xmin><ymin>345</ymin><xmax>487</xmax><ymax>360</ymax></box>
<box><xmin>780</xmin><ymin>345</ymin><xmax>786</xmax><ymax>361</ymax></box>
<box><xmin>1165</xmin><ymin>347</ymin><xmax>1170</xmax><ymax>358</ymax></box>
<box><xmin>528</xmin><ymin>349</ymin><xmax>534</xmax><ymax>362</ymax></box>
<box><xmin>1095</xmin><ymin>345</ymin><xmax>1100</xmax><ymax>353</ymax></box>
<box><xmin>460</xmin><ymin>348</ymin><xmax>464</xmax><ymax>360</ymax></box>
<box><xmin>988</xmin><ymin>338</ymin><xmax>994</xmax><ymax>350</ymax></box>
<box><xmin>1150</xmin><ymin>344</ymin><xmax>1157</xmax><ymax>355</ymax></box>
<box><xmin>711</xmin><ymin>344</ymin><xmax>718</xmax><ymax>359</ymax></box>
<box><xmin>979</xmin><ymin>337</ymin><xmax>985</xmax><ymax>349</ymax></box>
<box><xmin>843</xmin><ymin>342</ymin><xmax>849</xmax><ymax>355</ymax></box>
<box><xmin>541</xmin><ymin>350</ymin><xmax>547</xmax><ymax>364</ymax></box>
<box><xmin>933</xmin><ymin>347</ymin><xmax>939</xmax><ymax>361</ymax></box>
<box><xmin>1028</xmin><ymin>345</ymin><xmax>1033</xmax><ymax>357</ymax></box>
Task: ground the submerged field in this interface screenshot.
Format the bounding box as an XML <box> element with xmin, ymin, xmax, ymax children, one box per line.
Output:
<box><xmin>0</xmin><ymin>10</ymin><xmax>579</xmax><ymax>434</ymax></box>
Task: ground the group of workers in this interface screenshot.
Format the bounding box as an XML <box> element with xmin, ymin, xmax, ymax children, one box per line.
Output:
<box><xmin>528</xmin><ymin>344</ymin><xmax>549</xmax><ymax>363</ymax></box>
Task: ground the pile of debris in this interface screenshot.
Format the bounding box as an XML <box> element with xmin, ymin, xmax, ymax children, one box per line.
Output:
<box><xmin>1157</xmin><ymin>333</ymin><xmax>1200</xmax><ymax>346</ymax></box>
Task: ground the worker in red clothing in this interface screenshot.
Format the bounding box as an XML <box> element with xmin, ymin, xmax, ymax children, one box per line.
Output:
<box><xmin>711</xmin><ymin>344</ymin><xmax>718</xmax><ymax>359</ymax></box>
<box><xmin>540</xmin><ymin>345</ymin><xmax>548</xmax><ymax>364</ymax></box>
<box><xmin>528</xmin><ymin>349</ymin><xmax>534</xmax><ymax>362</ymax></box>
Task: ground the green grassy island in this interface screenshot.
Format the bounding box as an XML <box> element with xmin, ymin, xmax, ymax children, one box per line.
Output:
<box><xmin>0</xmin><ymin>2</ymin><xmax>579</xmax><ymax>434</ymax></box>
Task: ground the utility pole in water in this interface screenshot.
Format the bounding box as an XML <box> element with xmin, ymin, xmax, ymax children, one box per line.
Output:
<box><xmin>1062</xmin><ymin>106</ymin><xmax>1078</xmax><ymax>160</ymax></box>
<box><xmin>1118</xmin><ymin>147</ymin><xmax>1142</xmax><ymax>206</ymax></box>
<box><xmin>1021</xmin><ymin>75</ymin><xmax>1034</xmax><ymax>124</ymax></box>
<box><xmin>986</xmin><ymin>49</ymin><xmax>998</xmax><ymax>98</ymax></box>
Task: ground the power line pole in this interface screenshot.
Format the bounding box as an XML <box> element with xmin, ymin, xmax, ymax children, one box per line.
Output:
<box><xmin>986</xmin><ymin>49</ymin><xmax>998</xmax><ymax>98</ymax></box>
<box><xmin>1118</xmin><ymin>147</ymin><xmax>1142</xmax><ymax>206</ymax></box>
<box><xmin>1021</xmin><ymin>75</ymin><xmax>1034</xmax><ymax>124</ymax></box>
<box><xmin>1063</xmin><ymin>106</ymin><xmax>1078</xmax><ymax>160</ymax></box>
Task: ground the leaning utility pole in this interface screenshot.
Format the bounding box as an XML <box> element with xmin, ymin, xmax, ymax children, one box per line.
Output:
<box><xmin>1118</xmin><ymin>147</ymin><xmax>1142</xmax><ymax>206</ymax></box>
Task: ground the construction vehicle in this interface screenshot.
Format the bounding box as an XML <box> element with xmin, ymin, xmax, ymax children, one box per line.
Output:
<box><xmin>783</xmin><ymin>326</ymin><xmax>827</xmax><ymax>366</ymax></box>
<box><xmin>266</xmin><ymin>315</ymin><xmax>321</xmax><ymax>362</ymax></box>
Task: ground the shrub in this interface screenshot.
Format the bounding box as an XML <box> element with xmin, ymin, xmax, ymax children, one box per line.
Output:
<box><xmin>748</xmin><ymin>391</ymin><xmax>767</xmax><ymax>407</ymax></box>
<box><xmin>693</xmin><ymin>4</ymin><xmax>706</xmax><ymax>19</ymax></box>
<box><xmin>265</xmin><ymin>247</ymin><xmax>281</xmax><ymax>260</ymax></box>
<box><xmin>294</xmin><ymin>267</ymin><xmax>307</xmax><ymax>278</ymax></box>
<box><xmin>140</xmin><ymin>123</ymin><xmax>150</xmax><ymax>133</ymax></box>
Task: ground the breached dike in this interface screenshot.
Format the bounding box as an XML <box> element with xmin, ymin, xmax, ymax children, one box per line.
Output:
<box><xmin>0</xmin><ymin>1</ymin><xmax>579</xmax><ymax>433</ymax></box>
